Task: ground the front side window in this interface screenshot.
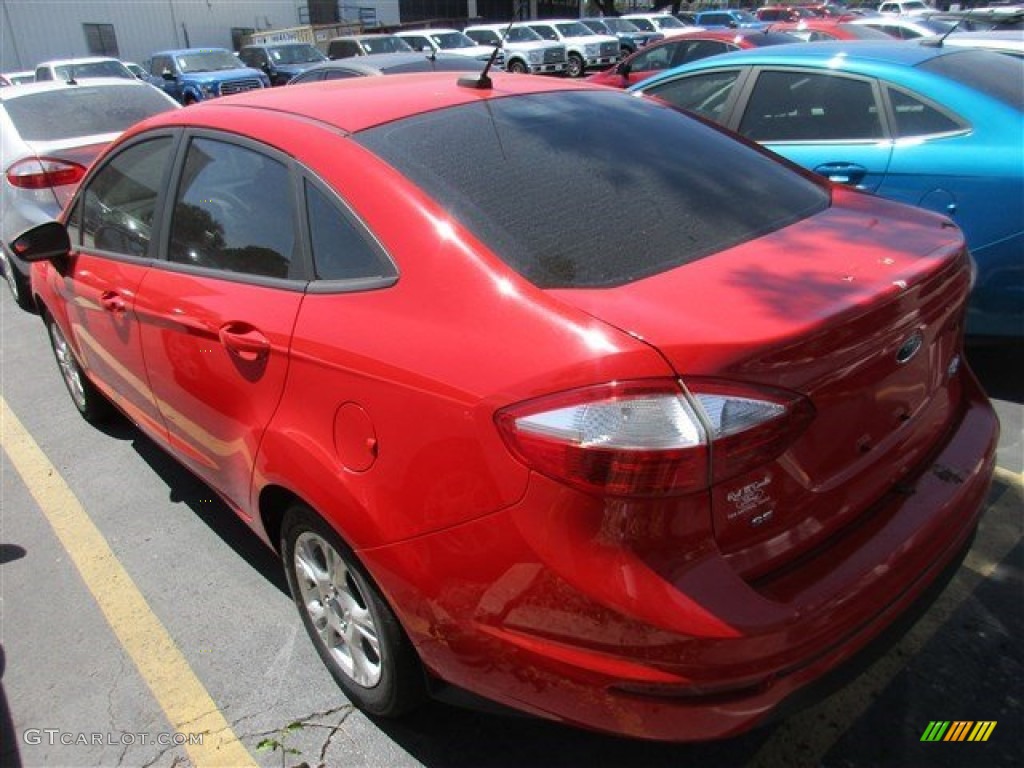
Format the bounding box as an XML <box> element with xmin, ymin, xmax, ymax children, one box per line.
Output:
<box><xmin>678</xmin><ymin>41</ymin><xmax>731</xmax><ymax>65</ymax></box>
<box><xmin>402</xmin><ymin>35</ymin><xmax>431</xmax><ymax>51</ymax></box>
<box><xmin>506</xmin><ymin>27</ymin><xmax>542</xmax><ymax>43</ymax></box>
<box><xmin>529</xmin><ymin>26</ymin><xmax>559</xmax><ymax>41</ymax></box>
<box><xmin>360</xmin><ymin>36</ymin><xmax>412</xmax><ymax>54</ymax></box>
<box><xmin>555</xmin><ymin>23</ymin><xmax>595</xmax><ymax>38</ymax></box>
<box><xmin>169</xmin><ymin>138</ymin><xmax>296</xmax><ymax>279</ymax></box>
<box><xmin>738</xmin><ymin>71</ymin><xmax>883</xmax><ymax>142</ymax></box>
<box><xmin>645</xmin><ymin>69</ymin><xmax>742</xmax><ymax>122</ymax></box>
<box><xmin>81</xmin><ymin>138</ymin><xmax>173</xmax><ymax>257</ymax></box>
<box><xmin>631</xmin><ymin>43</ymin><xmax>677</xmax><ymax>72</ymax></box>
<box><xmin>150</xmin><ymin>55</ymin><xmax>173</xmax><ymax>76</ymax></box>
<box><xmin>466</xmin><ymin>29</ymin><xmax>499</xmax><ymax>45</ymax></box>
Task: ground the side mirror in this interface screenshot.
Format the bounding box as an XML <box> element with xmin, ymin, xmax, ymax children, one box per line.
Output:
<box><xmin>10</xmin><ymin>221</ymin><xmax>71</xmax><ymax>262</ymax></box>
<box><xmin>161</xmin><ymin>68</ymin><xmax>176</xmax><ymax>80</ymax></box>
<box><xmin>618</xmin><ymin>61</ymin><xmax>632</xmax><ymax>78</ymax></box>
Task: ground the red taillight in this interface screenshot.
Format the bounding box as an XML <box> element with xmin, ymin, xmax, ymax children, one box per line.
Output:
<box><xmin>496</xmin><ymin>378</ymin><xmax>813</xmax><ymax>498</ymax></box>
<box><xmin>6</xmin><ymin>157</ymin><xmax>87</xmax><ymax>190</ymax></box>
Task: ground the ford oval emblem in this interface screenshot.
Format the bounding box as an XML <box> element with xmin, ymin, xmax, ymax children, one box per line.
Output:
<box><xmin>896</xmin><ymin>332</ymin><xmax>924</xmax><ymax>365</ymax></box>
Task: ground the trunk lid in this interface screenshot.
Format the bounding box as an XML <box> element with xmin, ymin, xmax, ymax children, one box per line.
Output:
<box><xmin>550</xmin><ymin>190</ymin><xmax>972</xmax><ymax>579</ymax></box>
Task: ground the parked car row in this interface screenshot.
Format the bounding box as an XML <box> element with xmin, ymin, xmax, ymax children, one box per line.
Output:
<box><xmin>7</xmin><ymin>65</ymin><xmax>1002</xmax><ymax>746</ymax></box>
<box><xmin>632</xmin><ymin>39</ymin><xmax>1023</xmax><ymax>338</ymax></box>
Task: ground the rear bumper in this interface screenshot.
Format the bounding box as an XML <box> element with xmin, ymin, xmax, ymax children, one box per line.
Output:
<box><xmin>363</xmin><ymin>371</ymin><xmax>998</xmax><ymax>741</ymax></box>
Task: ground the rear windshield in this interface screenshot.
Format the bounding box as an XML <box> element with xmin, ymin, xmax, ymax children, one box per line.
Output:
<box><xmin>356</xmin><ymin>91</ymin><xmax>828</xmax><ymax>288</ymax></box>
<box><xmin>918</xmin><ymin>50</ymin><xmax>1024</xmax><ymax>110</ymax></box>
<box><xmin>4</xmin><ymin>85</ymin><xmax>175</xmax><ymax>141</ymax></box>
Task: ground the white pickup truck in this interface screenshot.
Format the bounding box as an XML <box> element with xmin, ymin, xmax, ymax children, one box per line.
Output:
<box><xmin>464</xmin><ymin>24</ymin><xmax>568</xmax><ymax>75</ymax></box>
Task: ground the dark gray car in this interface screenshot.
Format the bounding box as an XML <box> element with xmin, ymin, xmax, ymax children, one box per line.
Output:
<box><xmin>288</xmin><ymin>52</ymin><xmax>484</xmax><ymax>83</ymax></box>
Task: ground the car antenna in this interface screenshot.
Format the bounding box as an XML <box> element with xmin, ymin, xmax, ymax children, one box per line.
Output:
<box><xmin>458</xmin><ymin>0</ymin><xmax>525</xmax><ymax>90</ymax></box>
<box><xmin>921</xmin><ymin>16</ymin><xmax>965</xmax><ymax>48</ymax></box>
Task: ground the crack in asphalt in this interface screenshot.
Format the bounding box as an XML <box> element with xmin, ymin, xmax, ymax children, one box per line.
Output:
<box><xmin>240</xmin><ymin>704</ymin><xmax>355</xmax><ymax>768</ymax></box>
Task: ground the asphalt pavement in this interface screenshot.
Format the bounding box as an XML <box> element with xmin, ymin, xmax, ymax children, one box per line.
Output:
<box><xmin>1</xmin><ymin>287</ymin><xmax>1020</xmax><ymax>768</ymax></box>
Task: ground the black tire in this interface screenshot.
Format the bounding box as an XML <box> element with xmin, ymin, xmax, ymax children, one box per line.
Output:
<box><xmin>567</xmin><ymin>52</ymin><xmax>585</xmax><ymax>78</ymax></box>
<box><xmin>44</xmin><ymin>313</ymin><xmax>114</xmax><ymax>424</ymax></box>
<box><xmin>507</xmin><ymin>59</ymin><xmax>528</xmax><ymax>74</ymax></box>
<box><xmin>281</xmin><ymin>503</ymin><xmax>426</xmax><ymax>717</ymax></box>
<box><xmin>1</xmin><ymin>248</ymin><xmax>34</xmax><ymax>312</ymax></box>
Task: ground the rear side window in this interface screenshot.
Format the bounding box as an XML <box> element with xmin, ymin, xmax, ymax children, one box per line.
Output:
<box><xmin>888</xmin><ymin>88</ymin><xmax>963</xmax><ymax>137</ymax></box>
<box><xmin>357</xmin><ymin>91</ymin><xmax>827</xmax><ymax>288</ymax></box>
<box><xmin>3</xmin><ymin>85</ymin><xmax>174</xmax><ymax>141</ymax></box>
<box><xmin>168</xmin><ymin>138</ymin><xmax>297</xmax><ymax>279</ymax></box>
<box><xmin>81</xmin><ymin>137</ymin><xmax>173</xmax><ymax>257</ymax></box>
<box><xmin>305</xmin><ymin>180</ymin><xmax>395</xmax><ymax>281</ymax></box>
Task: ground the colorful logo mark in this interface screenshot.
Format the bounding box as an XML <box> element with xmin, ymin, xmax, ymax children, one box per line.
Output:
<box><xmin>921</xmin><ymin>721</ymin><xmax>997</xmax><ymax>742</ymax></box>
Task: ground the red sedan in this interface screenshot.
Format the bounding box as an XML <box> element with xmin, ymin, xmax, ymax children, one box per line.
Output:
<box><xmin>768</xmin><ymin>19</ymin><xmax>897</xmax><ymax>40</ymax></box>
<box><xmin>587</xmin><ymin>29</ymin><xmax>800</xmax><ymax>88</ymax></box>
<box><xmin>15</xmin><ymin>72</ymin><xmax>997</xmax><ymax>741</ymax></box>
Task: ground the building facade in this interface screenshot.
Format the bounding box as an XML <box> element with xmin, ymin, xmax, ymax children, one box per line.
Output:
<box><xmin>0</xmin><ymin>0</ymin><xmax>400</xmax><ymax>72</ymax></box>
<box><xmin>0</xmin><ymin>0</ymin><xmax>597</xmax><ymax>73</ymax></box>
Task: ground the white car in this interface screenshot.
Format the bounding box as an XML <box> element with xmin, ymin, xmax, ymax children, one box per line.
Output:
<box><xmin>849</xmin><ymin>15</ymin><xmax>954</xmax><ymax>38</ymax></box>
<box><xmin>463</xmin><ymin>24</ymin><xmax>568</xmax><ymax>75</ymax></box>
<box><xmin>622</xmin><ymin>13</ymin><xmax>702</xmax><ymax>38</ymax></box>
<box><xmin>394</xmin><ymin>28</ymin><xmax>500</xmax><ymax>64</ymax></box>
<box><xmin>916</xmin><ymin>29</ymin><xmax>1024</xmax><ymax>57</ymax></box>
<box><xmin>519</xmin><ymin>19</ymin><xmax>620</xmax><ymax>77</ymax></box>
<box><xmin>33</xmin><ymin>56</ymin><xmax>135</xmax><ymax>82</ymax></box>
<box><xmin>0</xmin><ymin>79</ymin><xmax>178</xmax><ymax>309</ymax></box>
<box><xmin>1</xmin><ymin>70</ymin><xmax>34</xmax><ymax>86</ymax></box>
<box><xmin>878</xmin><ymin>0</ymin><xmax>932</xmax><ymax>15</ymax></box>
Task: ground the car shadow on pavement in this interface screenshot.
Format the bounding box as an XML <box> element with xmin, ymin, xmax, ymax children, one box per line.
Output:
<box><xmin>126</xmin><ymin>427</ymin><xmax>290</xmax><ymax>598</ymax></box>
<box><xmin>967</xmin><ymin>340</ymin><xmax>1023</xmax><ymax>405</ymax></box>
<box><xmin>375</xmin><ymin>698</ymin><xmax>773</xmax><ymax>768</ymax></box>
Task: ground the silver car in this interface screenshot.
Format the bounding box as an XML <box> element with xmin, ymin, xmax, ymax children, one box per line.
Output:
<box><xmin>0</xmin><ymin>79</ymin><xmax>178</xmax><ymax>309</ymax></box>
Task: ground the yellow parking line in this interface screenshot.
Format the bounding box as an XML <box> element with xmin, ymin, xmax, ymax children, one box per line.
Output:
<box><xmin>1</xmin><ymin>397</ymin><xmax>255</xmax><ymax>767</ymax></box>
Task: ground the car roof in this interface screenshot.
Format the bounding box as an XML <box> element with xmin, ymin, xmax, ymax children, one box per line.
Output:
<box><xmin>331</xmin><ymin>34</ymin><xmax>401</xmax><ymax>41</ymax></box>
<box><xmin>246</xmin><ymin>41</ymin><xmax>318</xmax><ymax>48</ymax></box>
<box><xmin>648</xmin><ymin>38</ymin><xmax>966</xmax><ymax>68</ymax></box>
<box><xmin>0</xmin><ymin>76</ymin><xmax>155</xmax><ymax>102</ymax></box>
<box><xmin>36</xmin><ymin>56</ymin><xmax>122</xmax><ymax>67</ymax></box>
<box><xmin>132</xmin><ymin>72</ymin><xmax>593</xmax><ymax>135</ymax></box>
<box><xmin>152</xmin><ymin>48</ymin><xmax>232</xmax><ymax>56</ymax></box>
<box><xmin>395</xmin><ymin>28</ymin><xmax>461</xmax><ymax>35</ymax></box>
<box><xmin>297</xmin><ymin>52</ymin><xmax>484</xmax><ymax>76</ymax></box>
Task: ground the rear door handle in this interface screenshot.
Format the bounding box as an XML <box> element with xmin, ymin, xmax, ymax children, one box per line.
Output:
<box><xmin>218</xmin><ymin>322</ymin><xmax>270</xmax><ymax>363</ymax></box>
<box><xmin>814</xmin><ymin>162</ymin><xmax>868</xmax><ymax>186</ymax></box>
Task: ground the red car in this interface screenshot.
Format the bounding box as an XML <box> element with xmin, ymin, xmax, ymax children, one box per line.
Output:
<box><xmin>768</xmin><ymin>19</ymin><xmax>897</xmax><ymax>40</ymax></box>
<box><xmin>756</xmin><ymin>6</ymin><xmax>817</xmax><ymax>22</ymax></box>
<box><xmin>15</xmin><ymin>73</ymin><xmax>997</xmax><ymax>741</ymax></box>
<box><xmin>587</xmin><ymin>29</ymin><xmax>799</xmax><ymax>88</ymax></box>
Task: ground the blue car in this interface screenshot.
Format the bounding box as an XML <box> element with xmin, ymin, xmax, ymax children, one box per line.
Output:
<box><xmin>147</xmin><ymin>48</ymin><xmax>270</xmax><ymax>104</ymax></box>
<box><xmin>694</xmin><ymin>10</ymin><xmax>770</xmax><ymax>30</ymax></box>
<box><xmin>633</xmin><ymin>41</ymin><xmax>1024</xmax><ymax>338</ymax></box>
